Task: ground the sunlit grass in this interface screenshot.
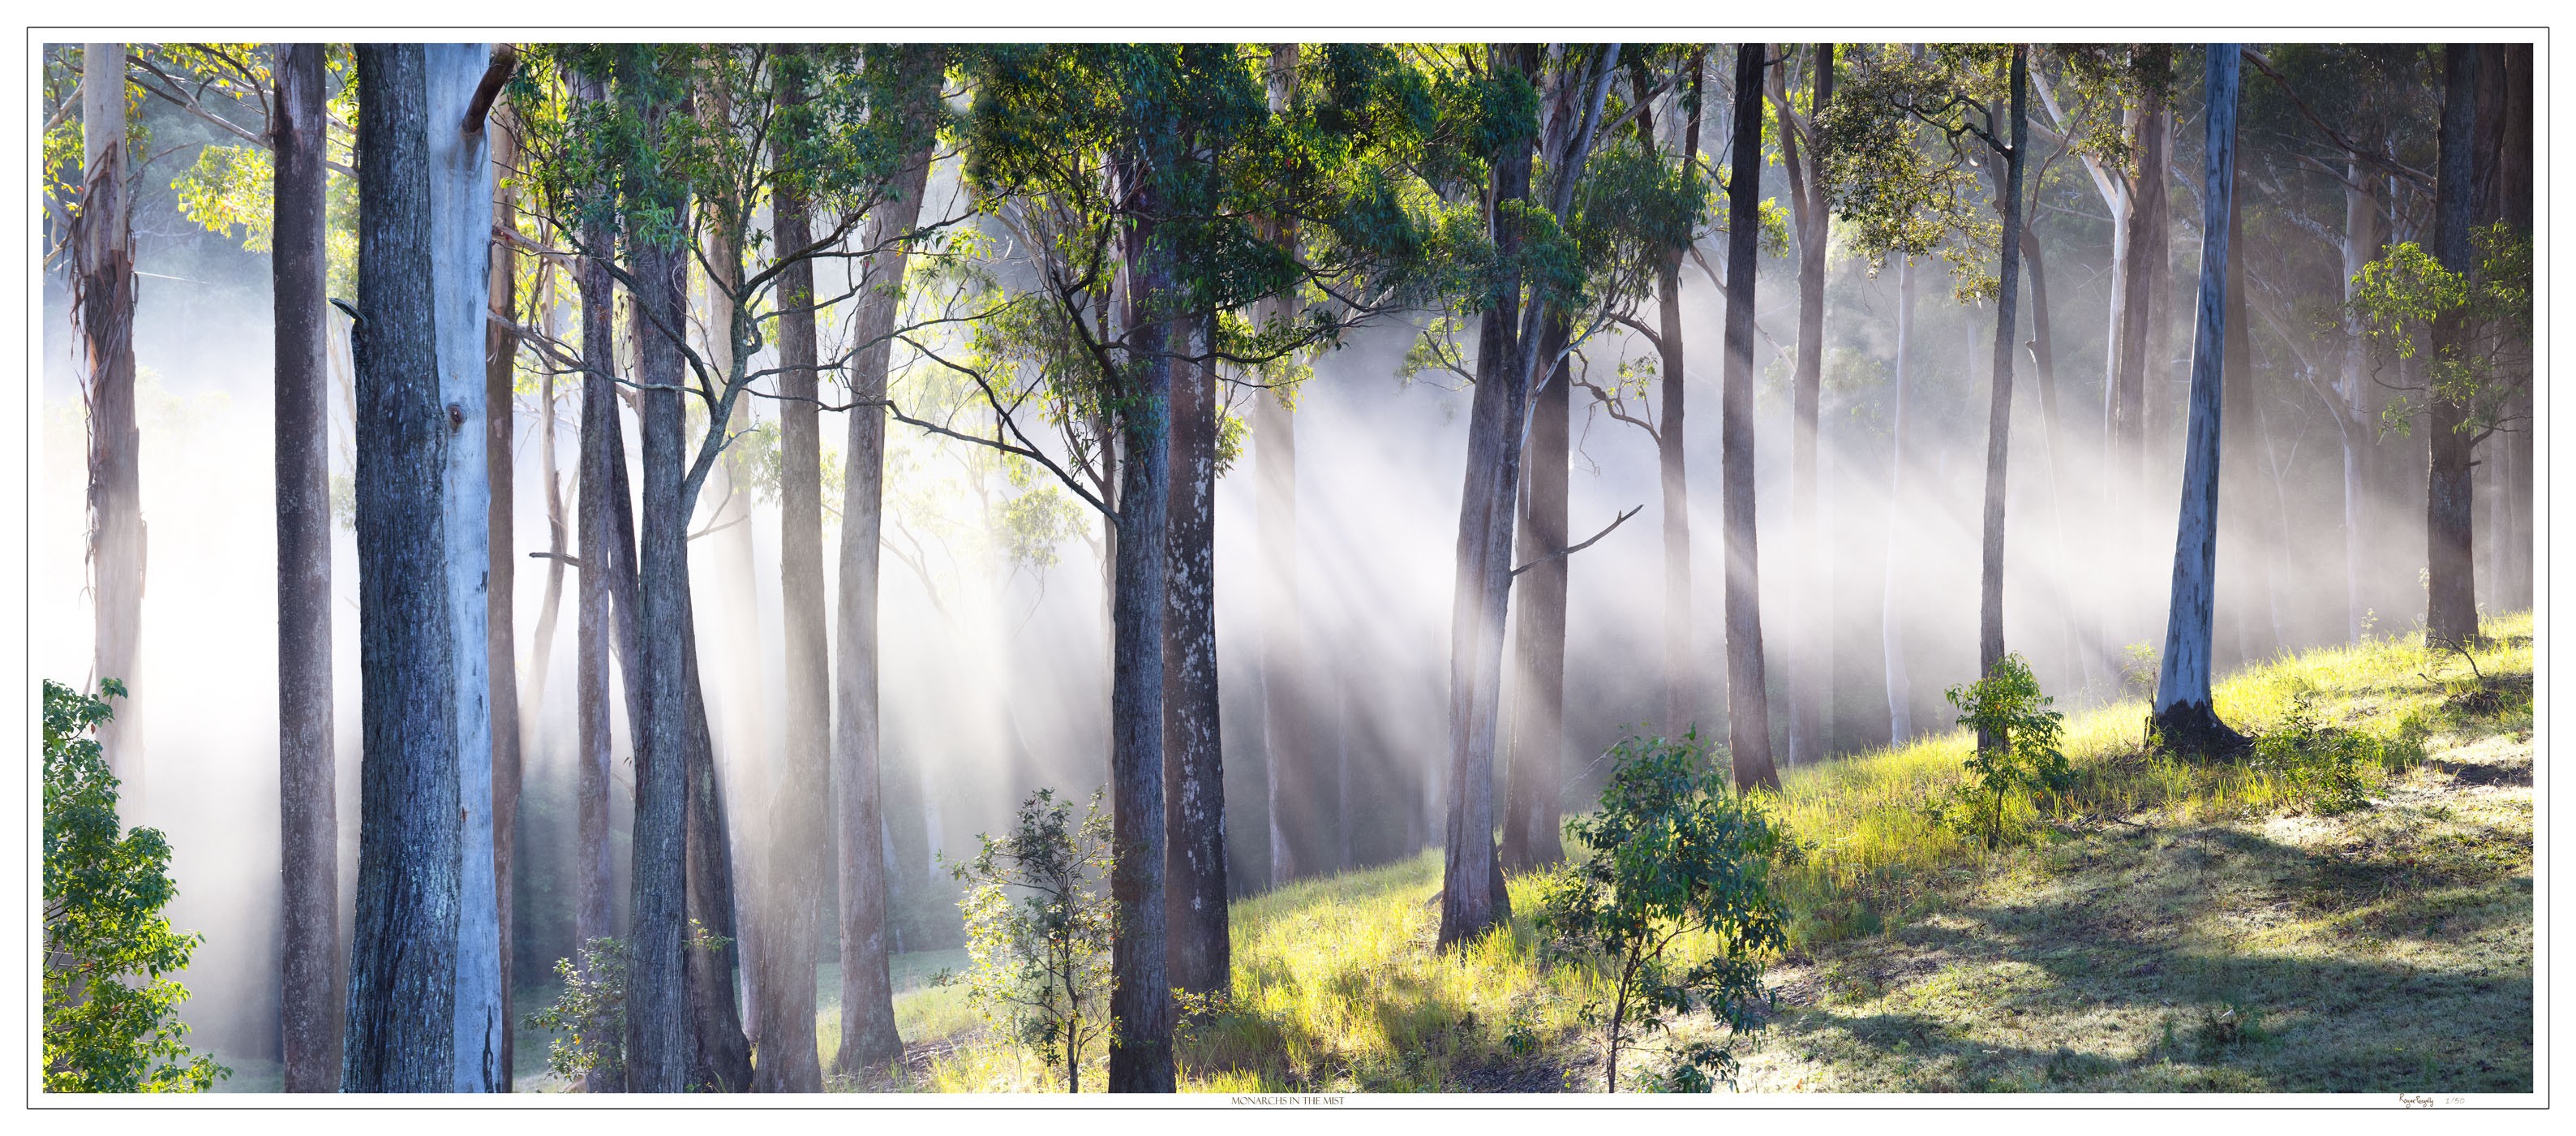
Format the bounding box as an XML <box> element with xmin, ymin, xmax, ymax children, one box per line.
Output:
<box><xmin>877</xmin><ymin>614</ymin><xmax>2534</xmax><ymax>1093</ymax></box>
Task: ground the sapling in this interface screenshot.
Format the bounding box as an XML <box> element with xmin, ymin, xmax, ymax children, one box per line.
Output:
<box><xmin>1932</xmin><ymin>654</ymin><xmax>2072</xmax><ymax>850</ymax></box>
<box><xmin>1534</xmin><ymin>729</ymin><xmax>1786</xmax><ymax>1092</ymax></box>
<box><xmin>941</xmin><ymin>788</ymin><xmax>1117</xmax><ymax>1092</ymax></box>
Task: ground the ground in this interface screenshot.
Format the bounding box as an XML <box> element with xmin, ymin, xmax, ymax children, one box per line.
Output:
<box><xmin>470</xmin><ymin>616</ymin><xmax>2540</xmax><ymax>1094</ymax></box>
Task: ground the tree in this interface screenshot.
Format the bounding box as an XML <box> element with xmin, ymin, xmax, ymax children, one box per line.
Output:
<box><xmin>947</xmin><ymin>790</ymin><xmax>1118</xmax><ymax>1093</ymax></box>
<box><xmin>829</xmin><ymin>45</ymin><xmax>947</xmax><ymax>1082</ymax></box>
<box><xmin>1164</xmin><ymin>305</ymin><xmax>1229</xmax><ymax>994</ymax></box>
<box><xmin>1252</xmin><ymin>44</ymin><xmax>1312</xmax><ymax>892</ymax></box>
<box><xmin>2422</xmin><ymin>45</ymin><xmax>2480</xmax><ymax>646</ymax></box>
<box><xmin>1881</xmin><ymin>253</ymin><xmax>1918</xmax><ymax>744</ymax></box>
<box><xmin>1655</xmin><ymin>50</ymin><xmax>1707</xmax><ymax>742</ymax></box>
<box><xmin>1533</xmin><ymin>729</ymin><xmax>1785</xmax><ymax>1092</ymax></box>
<box><xmin>1975</xmin><ymin>46</ymin><xmax>2030</xmax><ymax>718</ymax></box>
<box><xmin>1773</xmin><ymin>42</ymin><xmax>1835</xmax><ymax>766</ymax></box>
<box><xmin>948</xmin><ymin>43</ymin><xmax>1437</xmax><ymax>1080</ymax></box>
<box><xmin>1718</xmin><ymin>44</ymin><xmax>1779</xmax><ymax>794</ymax></box>
<box><xmin>759</xmin><ymin>43</ymin><xmax>830</xmax><ymax>1095</ymax></box>
<box><xmin>43</xmin><ymin>679</ymin><xmax>227</xmax><ymax>1094</ymax></box>
<box><xmin>2150</xmin><ymin>44</ymin><xmax>2247</xmax><ymax>755</ymax></box>
<box><xmin>342</xmin><ymin>42</ymin><xmax>509</xmax><ymax>1092</ymax></box>
<box><xmin>519</xmin><ymin>47</ymin><xmax>953</xmax><ymax>1087</ymax></box>
<box><xmin>483</xmin><ymin>88</ymin><xmax>526</xmax><ymax>1093</ymax></box>
<box><xmin>1501</xmin><ymin>44</ymin><xmax>1695</xmax><ymax>872</ymax></box>
<box><xmin>268</xmin><ymin>40</ymin><xmax>341</xmax><ymax>1095</ymax></box>
<box><xmin>566</xmin><ymin>71</ymin><xmax>625</xmax><ymax>1087</ymax></box>
<box><xmin>72</xmin><ymin>43</ymin><xmax>147</xmax><ymax>801</ymax></box>
<box><xmin>1929</xmin><ymin>655</ymin><xmax>2071</xmax><ymax>850</ymax></box>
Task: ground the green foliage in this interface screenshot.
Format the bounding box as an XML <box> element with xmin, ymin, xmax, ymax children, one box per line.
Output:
<box><xmin>525</xmin><ymin>937</ymin><xmax>630</xmax><ymax>1087</ymax></box>
<box><xmin>171</xmin><ymin>143</ymin><xmax>274</xmax><ymax>250</ymax></box>
<box><xmin>2119</xmin><ymin>642</ymin><xmax>2161</xmax><ymax>699</ymax></box>
<box><xmin>2350</xmin><ymin>223</ymin><xmax>2533</xmax><ymax>440</ymax></box>
<box><xmin>1928</xmin><ymin>655</ymin><xmax>2072</xmax><ymax>852</ymax></box>
<box><xmin>939</xmin><ymin>788</ymin><xmax>1118</xmax><ymax>1092</ymax></box>
<box><xmin>1535</xmin><ymin>729</ymin><xmax>1786</xmax><ymax>1092</ymax></box>
<box><xmin>41</xmin><ymin>679</ymin><xmax>225</xmax><ymax>1094</ymax></box>
<box><xmin>2250</xmin><ymin>695</ymin><xmax>2380</xmax><ymax>815</ymax></box>
<box><xmin>1815</xmin><ymin>43</ymin><xmax>2004</xmax><ymax>286</ymax></box>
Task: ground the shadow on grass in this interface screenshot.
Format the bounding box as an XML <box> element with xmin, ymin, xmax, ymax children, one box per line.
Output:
<box><xmin>1780</xmin><ymin>818</ymin><xmax>2531</xmax><ymax>1093</ymax></box>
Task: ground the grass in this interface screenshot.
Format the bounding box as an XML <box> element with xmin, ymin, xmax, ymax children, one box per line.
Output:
<box><xmin>513</xmin><ymin>617</ymin><xmax>2534</xmax><ymax>1094</ymax></box>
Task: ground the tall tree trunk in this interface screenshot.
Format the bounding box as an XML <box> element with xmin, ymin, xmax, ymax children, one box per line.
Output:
<box><xmin>482</xmin><ymin>98</ymin><xmax>523</xmax><ymax>1093</ymax></box>
<box><xmin>758</xmin><ymin>58</ymin><xmax>826</xmax><ymax>1094</ymax></box>
<box><xmin>1976</xmin><ymin>48</ymin><xmax>2029</xmax><ymax>702</ymax></box>
<box><xmin>2110</xmin><ymin>48</ymin><xmax>2170</xmax><ymax>654</ymax></box>
<box><xmin>832</xmin><ymin>105</ymin><xmax>937</xmax><ymax>1081</ymax></box>
<box><xmin>694</xmin><ymin>146</ymin><xmax>768</xmax><ymax>1055</ymax></box>
<box><xmin>569</xmin><ymin>71</ymin><xmax>621</xmax><ymax>1090</ymax></box>
<box><xmin>1256</xmin><ymin>42</ymin><xmax>1309</xmax><ymax>891</ymax></box>
<box><xmin>621</xmin><ymin>63</ymin><xmax>694</xmax><ymax>1089</ymax></box>
<box><xmin>2218</xmin><ymin>161</ymin><xmax>2262</xmax><ymax>670</ymax></box>
<box><xmin>345</xmin><ymin>43</ymin><xmax>462</xmax><ymax>1092</ymax></box>
<box><xmin>1659</xmin><ymin>50</ymin><xmax>1704</xmax><ymax>740</ymax></box>
<box><xmin>1501</xmin><ymin>312</ymin><xmax>1570</xmax><ymax>871</ymax></box>
<box><xmin>2424</xmin><ymin>45</ymin><xmax>2479</xmax><ymax>646</ymax></box>
<box><xmin>525</xmin><ymin>269</ymin><xmax>570</xmax><ymax>808</ymax></box>
<box><xmin>271</xmin><ymin>41</ymin><xmax>341</xmax><ymax>1094</ymax></box>
<box><xmin>1778</xmin><ymin>43</ymin><xmax>1833</xmax><ymax>766</ymax></box>
<box><xmin>1165</xmin><ymin>309</ymin><xmax>1230</xmax><ymax>993</ymax></box>
<box><xmin>77</xmin><ymin>42</ymin><xmax>145</xmax><ymax>800</ymax></box>
<box><xmin>425</xmin><ymin>43</ymin><xmax>507</xmax><ymax>1093</ymax></box>
<box><xmin>1881</xmin><ymin>255</ymin><xmax>1917</xmax><ymax>745</ymax></box>
<box><xmin>2149</xmin><ymin>44</ymin><xmax>2243</xmax><ymax>753</ymax></box>
<box><xmin>1439</xmin><ymin>43</ymin><xmax>1538</xmax><ymax>947</ymax></box>
<box><xmin>1106</xmin><ymin>193</ymin><xmax>1177</xmax><ymax>1095</ymax></box>
<box><xmin>681</xmin><ymin>600</ymin><xmax>752</xmax><ymax>1091</ymax></box>
<box><xmin>1721</xmin><ymin>44</ymin><xmax>1780</xmax><ymax>793</ymax></box>
<box><xmin>2335</xmin><ymin>158</ymin><xmax>2381</xmax><ymax>643</ymax></box>
<box><xmin>2021</xmin><ymin>220</ymin><xmax>2089</xmax><ymax>693</ymax></box>
<box><xmin>2496</xmin><ymin>44</ymin><xmax>2532</xmax><ymax>613</ymax></box>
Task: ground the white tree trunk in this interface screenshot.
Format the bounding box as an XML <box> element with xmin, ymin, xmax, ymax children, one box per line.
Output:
<box><xmin>2152</xmin><ymin>45</ymin><xmax>2239</xmax><ymax>734</ymax></box>
<box><xmin>426</xmin><ymin>42</ymin><xmax>502</xmax><ymax>1092</ymax></box>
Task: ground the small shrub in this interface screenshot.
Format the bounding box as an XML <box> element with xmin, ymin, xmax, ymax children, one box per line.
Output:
<box><xmin>1534</xmin><ymin>729</ymin><xmax>1786</xmax><ymax>1092</ymax></box>
<box><xmin>42</xmin><ymin>678</ymin><xmax>226</xmax><ymax>1093</ymax></box>
<box><xmin>2120</xmin><ymin>643</ymin><xmax>2160</xmax><ymax>699</ymax></box>
<box><xmin>1928</xmin><ymin>656</ymin><xmax>2072</xmax><ymax>851</ymax></box>
<box><xmin>525</xmin><ymin>936</ymin><xmax>631</xmax><ymax>1087</ymax></box>
<box><xmin>941</xmin><ymin>787</ymin><xmax>1116</xmax><ymax>1092</ymax></box>
<box><xmin>2251</xmin><ymin>695</ymin><xmax>2379</xmax><ymax>815</ymax></box>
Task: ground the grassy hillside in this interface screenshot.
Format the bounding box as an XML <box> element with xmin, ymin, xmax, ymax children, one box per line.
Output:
<box><xmin>852</xmin><ymin>615</ymin><xmax>2531</xmax><ymax>1094</ymax></box>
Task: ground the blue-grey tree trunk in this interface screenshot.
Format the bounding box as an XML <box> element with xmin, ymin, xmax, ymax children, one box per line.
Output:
<box><xmin>2151</xmin><ymin>44</ymin><xmax>2243</xmax><ymax>753</ymax></box>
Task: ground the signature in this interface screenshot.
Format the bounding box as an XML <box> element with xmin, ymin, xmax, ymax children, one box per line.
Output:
<box><xmin>2398</xmin><ymin>1094</ymin><xmax>2436</xmax><ymax>1108</ymax></box>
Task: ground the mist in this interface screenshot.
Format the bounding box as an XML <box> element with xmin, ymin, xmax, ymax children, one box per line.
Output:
<box><xmin>35</xmin><ymin>83</ymin><xmax>2479</xmax><ymax>1085</ymax></box>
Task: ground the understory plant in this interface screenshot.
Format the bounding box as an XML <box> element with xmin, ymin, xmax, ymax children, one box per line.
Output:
<box><xmin>41</xmin><ymin>678</ymin><xmax>226</xmax><ymax>1093</ymax></box>
<box><xmin>941</xmin><ymin>788</ymin><xmax>1117</xmax><ymax>1092</ymax></box>
<box><xmin>2251</xmin><ymin>694</ymin><xmax>2380</xmax><ymax>815</ymax></box>
<box><xmin>525</xmin><ymin>936</ymin><xmax>631</xmax><ymax>1087</ymax></box>
<box><xmin>1930</xmin><ymin>654</ymin><xmax>2072</xmax><ymax>850</ymax></box>
<box><xmin>1534</xmin><ymin>730</ymin><xmax>1786</xmax><ymax>1092</ymax></box>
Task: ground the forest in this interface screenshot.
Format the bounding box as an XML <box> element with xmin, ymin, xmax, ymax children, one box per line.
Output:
<box><xmin>34</xmin><ymin>39</ymin><xmax>2535</xmax><ymax>1097</ymax></box>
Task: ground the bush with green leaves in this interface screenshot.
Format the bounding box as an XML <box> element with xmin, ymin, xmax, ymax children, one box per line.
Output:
<box><xmin>524</xmin><ymin>936</ymin><xmax>631</xmax><ymax>1087</ymax></box>
<box><xmin>2252</xmin><ymin>695</ymin><xmax>2380</xmax><ymax>815</ymax></box>
<box><xmin>1930</xmin><ymin>654</ymin><xmax>2072</xmax><ymax>851</ymax></box>
<box><xmin>938</xmin><ymin>788</ymin><xmax>1117</xmax><ymax>1092</ymax></box>
<box><xmin>1533</xmin><ymin>729</ymin><xmax>1786</xmax><ymax>1093</ymax></box>
<box><xmin>42</xmin><ymin>678</ymin><xmax>226</xmax><ymax>1093</ymax></box>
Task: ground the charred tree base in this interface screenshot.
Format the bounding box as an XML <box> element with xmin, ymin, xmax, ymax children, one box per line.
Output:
<box><xmin>2148</xmin><ymin>701</ymin><xmax>2250</xmax><ymax>760</ymax></box>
